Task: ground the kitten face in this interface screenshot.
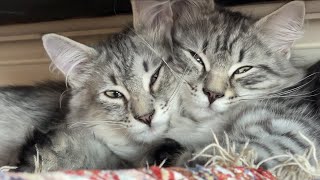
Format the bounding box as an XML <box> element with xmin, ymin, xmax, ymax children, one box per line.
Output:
<box><xmin>172</xmin><ymin>46</ymin><xmax>211</xmax><ymax>113</ymax></box>
<box><xmin>130</xmin><ymin>0</ymin><xmax>212</xmax><ymax>120</ymax></box>
<box><xmin>43</xmin><ymin>32</ymin><xmax>181</xmax><ymax>143</ymax></box>
<box><xmin>172</xmin><ymin>1</ymin><xmax>309</xmax><ymax>113</ymax></box>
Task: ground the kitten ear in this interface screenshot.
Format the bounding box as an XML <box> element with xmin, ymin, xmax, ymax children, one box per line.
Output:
<box><xmin>131</xmin><ymin>0</ymin><xmax>173</xmax><ymax>43</ymax></box>
<box><xmin>42</xmin><ymin>33</ymin><xmax>98</xmax><ymax>87</ymax></box>
<box><xmin>255</xmin><ymin>1</ymin><xmax>305</xmax><ymax>59</ymax></box>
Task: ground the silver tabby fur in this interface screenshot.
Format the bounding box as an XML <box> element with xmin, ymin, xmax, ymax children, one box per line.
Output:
<box><xmin>132</xmin><ymin>0</ymin><xmax>320</xmax><ymax>169</ymax></box>
<box><xmin>0</xmin><ymin>82</ymin><xmax>67</xmax><ymax>166</ymax></box>
<box><xmin>16</xmin><ymin>23</ymin><xmax>196</xmax><ymax>171</ymax></box>
<box><xmin>2</xmin><ymin>0</ymin><xmax>320</xmax><ymax>171</ymax></box>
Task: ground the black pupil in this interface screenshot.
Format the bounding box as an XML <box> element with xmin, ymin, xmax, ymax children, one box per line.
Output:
<box><xmin>151</xmin><ymin>70</ymin><xmax>159</xmax><ymax>86</ymax></box>
<box><xmin>236</xmin><ymin>69</ymin><xmax>242</xmax><ymax>74</ymax></box>
<box><xmin>152</xmin><ymin>74</ymin><xmax>158</xmax><ymax>82</ymax></box>
<box><xmin>189</xmin><ymin>51</ymin><xmax>204</xmax><ymax>65</ymax></box>
<box><xmin>114</xmin><ymin>91</ymin><xmax>121</xmax><ymax>97</ymax></box>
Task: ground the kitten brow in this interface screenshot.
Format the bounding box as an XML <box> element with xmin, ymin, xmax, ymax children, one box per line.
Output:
<box><xmin>238</xmin><ymin>49</ymin><xmax>245</xmax><ymax>62</ymax></box>
<box><xmin>215</xmin><ymin>35</ymin><xmax>221</xmax><ymax>53</ymax></box>
<box><xmin>143</xmin><ymin>61</ymin><xmax>149</xmax><ymax>72</ymax></box>
<box><xmin>202</xmin><ymin>40</ymin><xmax>209</xmax><ymax>53</ymax></box>
<box><xmin>126</xmin><ymin>26</ymin><xmax>180</xmax><ymax>79</ymax></box>
<box><xmin>110</xmin><ymin>74</ymin><xmax>118</xmax><ymax>85</ymax></box>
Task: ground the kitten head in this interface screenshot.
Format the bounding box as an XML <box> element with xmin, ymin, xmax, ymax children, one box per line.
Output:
<box><xmin>42</xmin><ymin>31</ymin><xmax>180</xmax><ymax>143</ymax></box>
<box><xmin>172</xmin><ymin>1</ymin><xmax>314</xmax><ymax>112</ymax></box>
<box><xmin>131</xmin><ymin>0</ymin><xmax>211</xmax><ymax>119</ymax></box>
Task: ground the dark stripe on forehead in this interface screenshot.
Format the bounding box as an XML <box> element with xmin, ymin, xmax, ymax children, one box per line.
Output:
<box><xmin>110</xmin><ymin>74</ymin><xmax>117</xmax><ymax>85</ymax></box>
<box><xmin>114</xmin><ymin>63</ymin><xmax>123</xmax><ymax>74</ymax></box>
<box><xmin>228</xmin><ymin>35</ymin><xmax>240</xmax><ymax>54</ymax></box>
<box><xmin>222</xmin><ymin>26</ymin><xmax>232</xmax><ymax>51</ymax></box>
<box><xmin>215</xmin><ymin>35</ymin><xmax>221</xmax><ymax>53</ymax></box>
<box><xmin>228</xmin><ymin>20</ymin><xmax>250</xmax><ymax>54</ymax></box>
<box><xmin>143</xmin><ymin>61</ymin><xmax>149</xmax><ymax>72</ymax></box>
<box><xmin>127</xmin><ymin>36</ymin><xmax>139</xmax><ymax>54</ymax></box>
<box><xmin>238</xmin><ymin>49</ymin><xmax>245</xmax><ymax>62</ymax></box>
<box><xmin>203</xmin><ymin>40</ymin><xmax>209</xmax><ymax>53</ymax></box>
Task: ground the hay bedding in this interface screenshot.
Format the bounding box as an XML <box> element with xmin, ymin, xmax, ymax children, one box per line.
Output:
<box><xmin>0</xmin><ymin>132</ymin><xmax>319</xmax><ymax>180</ymax></box>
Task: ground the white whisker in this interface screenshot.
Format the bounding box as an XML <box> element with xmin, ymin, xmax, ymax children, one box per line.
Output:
<box><xmin>68</xmin><ymin>120</ymin><xmax>127</xmax><ymax>129</ymax></box>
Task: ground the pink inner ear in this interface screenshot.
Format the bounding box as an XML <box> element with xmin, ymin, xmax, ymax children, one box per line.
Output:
<box><xmin>258</xmin><ymin>1</ymin><xmax>305</xmax><ymax>54</ymax></box>
<box><xmin>43</xmin><ymin>35</ymin><xmax>94</xmax><ymax>76</ymax></box>
<box><xmin>55</xmin><ymin>50</ymin><xmax>84</xmax><ymax>76</ymax></box>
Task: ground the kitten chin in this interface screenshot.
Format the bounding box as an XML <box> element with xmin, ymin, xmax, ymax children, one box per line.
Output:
<box><xmin>211</xmin><ymin>97</ymin><xmax>231</xmax><ymax>113</ymax></box>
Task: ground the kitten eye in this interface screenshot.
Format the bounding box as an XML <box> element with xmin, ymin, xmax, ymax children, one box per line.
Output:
<box><xmin>189</xmin><ymin>50</ymin><xmax>204</xmax><ymax>66</ymax></box>
<box><xmin>234</xmin><ymin>66</ymin><xmax>253</xmax><ymax>75</ymax></box>
<box><xmin>150</xmin><ymin>65</ymin><xmax>162</xmax><ymax>88</ymax></box>
<box><xmin>104</xmin><ymin>90</ymin><xmax>123</xmax><ymax>99</ymax></box>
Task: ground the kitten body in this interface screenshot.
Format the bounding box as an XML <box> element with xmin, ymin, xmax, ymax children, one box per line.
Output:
<box><xmin>10</xmin><ymin>0</ymin><xmax>320</xmax><ymax>171</ymax></box>
<box><xmin>132</xmin><ymin>0</ymin><xmax>320</xmax><ymax>169</ymax></box>
<box><xmin>0</xmin><ymin>81</ymin><xmax>67</xmax><ymax>166</ymax></box>
<box><xmin>16</xmin><ymin>25</ymin><xmax>189</xmax><ymax>171</ymax></box>
<box><xmin>172</xmin><ymin>1</ymin><xmax>320</xmax><ymax>168</ymax></box>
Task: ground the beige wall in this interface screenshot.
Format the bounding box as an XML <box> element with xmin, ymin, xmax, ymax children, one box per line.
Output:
<box><xmin>0</xmin><ymin>15</ymin><xmax>132</xmax><ymax>85</ymax></box>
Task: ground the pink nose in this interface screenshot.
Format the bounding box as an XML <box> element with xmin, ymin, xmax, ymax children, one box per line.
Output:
<box><xmin>203</xmin><ymin>88</ymin><xmax>224</xmax><ymax>104</ymax></box>
<box><xmin>135</xmin><ymin>110</ymin><xmax>155</xmax><ymax>126</ymax></box>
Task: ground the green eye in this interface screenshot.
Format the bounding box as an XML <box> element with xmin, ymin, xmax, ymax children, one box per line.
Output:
<box><xmin>234</xmin><ymin>66</ymin><xmax>253</xmax><ymax>75</ymax></box>
<box><xmin>104</xmin><ymin>91</ymin><xmax>123</xmax><ymax>98</ymax></box>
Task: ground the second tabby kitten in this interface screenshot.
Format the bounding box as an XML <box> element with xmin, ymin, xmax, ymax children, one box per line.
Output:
<box><xmin>133</xmin><ymin>0</ymin><xmax>320</xmax><ymax>169</ymax></box>
<box><xmin>174</xmin><ymin>1</ymin><xmax>320</xmax><ymax>168</ymax></box>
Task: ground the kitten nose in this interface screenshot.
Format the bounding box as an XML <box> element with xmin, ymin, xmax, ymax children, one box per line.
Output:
<box><xmin>135</xmin><ymin>110</ymin><xmax>155</xmax><ymax>126</ymax></box>
<box><xmin>203</xmin><ymin>88</ymin><xmax>224</xmax><ymax>104</ymax></box>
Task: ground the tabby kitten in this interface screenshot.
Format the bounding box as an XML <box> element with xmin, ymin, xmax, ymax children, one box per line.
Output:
<box><xmin>16</xmin><ymin>27</ymin><xmax>185</xmax><ymax>171</ymax></box>
<box><xmin>173</xmin><ymin>1</ymin><xmax>320</xmax><ymax>168</ymax></box>
<box><xmin>14</xmin><ymin>0</ymin><xmax>213</xmax><ymax>170</ymax></box>
<box><xmin>134</xmin><ymin>0</ymin><xmax>320</xmax><ymax>169</ymax></box>
<box><xmin>131</xmin><ymin>0</ymin><xmax>219</xmax><ymax>150</ymax></box>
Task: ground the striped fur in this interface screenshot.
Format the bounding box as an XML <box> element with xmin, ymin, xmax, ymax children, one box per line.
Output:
<box><xmin>10</xmin><ymin>0</ymin><xmax>320</xmax><ymax>171</ymax></box>
<box><xmin>176</xmin><ymin>1</ymin><xmax>320</xmax><ymax>169</ymax></box>
<box><xmin>0</xmin><ymin>81</ymin><xmax>68</xmax><ymax>166</ymax></box>
<box><xmin>136</xmin><ymin>0</ymin><xmax>320</xmax><ymax>169</ymax></box>
<box><xmin>14</xmin><ymin>1</ymin><xmax>208</xmax><ymax>170</ymax></box>
<box><xmin>16</xmin><ymin>24</ymin><xmax>202</xmax><ymax>171</ymax></box>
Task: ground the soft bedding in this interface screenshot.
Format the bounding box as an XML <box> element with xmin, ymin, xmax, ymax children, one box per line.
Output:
<box><xmin>0</xmin><ymin>165</ymin><xmax>275</xmax><ymax>180</ymax></box>
<box><xmin>1</xmin><ymin>133</ymin><xmax>319</xmax><ymax>180</ymax></box>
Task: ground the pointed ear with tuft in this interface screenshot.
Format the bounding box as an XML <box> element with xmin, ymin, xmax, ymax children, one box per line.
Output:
<box><xmin>42</xmin><ymin>33</ymin><xmax>98</xmax><ymax>88</ymax></box>
<box><xmin>131</xmin><ymin>0</ymin><xmax>173</xmax><ymax>46</ymax></box>
<box><xmin>255</xmin><ymin>1</ymin><xmax>305</xmax><ymax>59</ymax></box>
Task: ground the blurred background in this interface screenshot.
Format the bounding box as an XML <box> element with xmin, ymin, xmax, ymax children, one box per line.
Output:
<box><xmin>0</xmin><ymin>0</ymin><xmax>274</xmax><ymax>24</ymax></box>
